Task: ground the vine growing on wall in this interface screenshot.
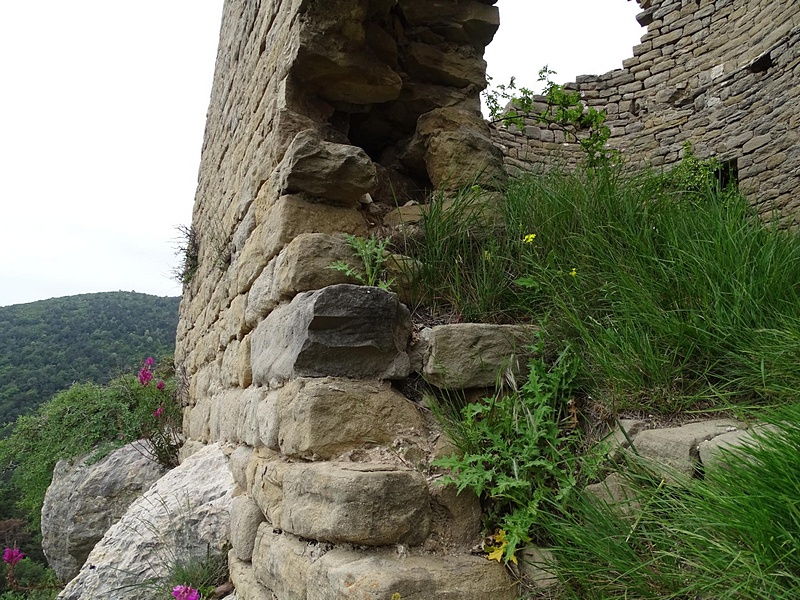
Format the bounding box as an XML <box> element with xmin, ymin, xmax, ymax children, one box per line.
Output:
<box><xmin>484</xmin><ymin>66</ymin><xmax>617</xmax><ymax>169</ymax></box>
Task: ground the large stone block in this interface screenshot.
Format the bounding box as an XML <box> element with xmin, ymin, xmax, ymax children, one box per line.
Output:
<box><xmin>306</xmin><ymin>550</ymin><xmax>518</xmax><ymax>600</ymax></box>
<box><xmin>276</xmin><ymin>377</ymin><xmax>426</xmax><ymax>459</ymax></box>
<box><xmin>231</xmin><ymin>495</ymin><xmax>267</xmax><ymax>562</ymax></box>
<box><xmin>229</xmin><ymin>552</ymin><xmax>274</xmax><ymax>600</ymax></box>
<box><xmin>278</xmin><ymin>462</ymin><xmax>431</xmax><ymax>546</ymax></box>
<box><xmin>279</xmin><ymin>130</ymin><xmax>377</xmax><ymax>204</ymax></box>
<box><xmin>251</xmin><ymin>284</ymin><xmax>412</xmax><ymax>384</ymax></box>
<box><xmin>251</xmin><ymin>525</ymin><xmax>320</xmax><ymax>600</ymax></box>
<box><xmin>421</xmin><ymin>323</ymin><xmax>537</xmax><ymax>389</ymax></box>
<box><xmin>41</xmin><ymin>444</ymin><xmax>165</xmax><ymax>582</ymax></box>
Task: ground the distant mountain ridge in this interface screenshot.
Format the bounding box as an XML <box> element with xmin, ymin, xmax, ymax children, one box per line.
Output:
<box><xmin>0</xmin><ymin>291</ymin><xmax>180</xmax><ymax>425</ymax></box>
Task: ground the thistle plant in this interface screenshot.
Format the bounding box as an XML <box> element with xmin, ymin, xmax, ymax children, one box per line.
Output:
<box><xmin>328</xmin><ymin>233</ymin><xmax>395</xmax><ymax>291</ymax></box>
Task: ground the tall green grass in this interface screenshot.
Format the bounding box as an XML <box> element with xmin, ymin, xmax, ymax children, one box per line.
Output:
<box><xmin>409</xmin><ymin>163</ymin><xmax>800</xmax><ymax>413</ymax></box>
<box><xmin>540</xmin><ymin>403</ymin><xmax>800</xmax><ymax>599</ymax></box>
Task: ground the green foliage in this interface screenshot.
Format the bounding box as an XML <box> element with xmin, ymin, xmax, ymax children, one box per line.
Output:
<box><xmin>410</xmin><ymin>153</ymin><xmax>800</xmax><ymax>413</ymax></box>
<box><xmin>161</xmin><ymin>544</ymin><xmax>229</xmax><ymax>599</ymax></box>
<box><xmin>0</xmin><ymin>362</ymin><xmax>180</xmax><ymax>530</ymax></box>
<box><xmin>328</xmin><ymin>233</ymin><xmax>395</xmax><ymax>291</ymax></box>
<box><xmin>485</xmin><ymin>66</ymin><xmax>616</xmax><ymax>169</ymax></box>
<box><xmin>0</xmin><ymin>557</ymin><xmax>59</xmax><ymax>599</ymax></box>
<box><xmin>433</xmin><ymin>341</ymin><xmax>587</xmax><ymax>563</ymax></box>
<box><xmin>0</xmin><ymin>292</ymin><xmax>179</xmax><ymax>426</ymax></box>
<box><xmin>542</xmin><ymin>403</ymin><xmax>800</xmax><ymax>599</ymax></box>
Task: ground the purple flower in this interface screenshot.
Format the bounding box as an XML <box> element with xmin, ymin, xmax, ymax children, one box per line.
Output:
<box><xmin>157</xmin><ymin>380</ymin><xmax>165</xmax><ymax>391</ymax></box>
<box><xmin>139</xmin><ymin>367</ymin><xmax>153</xmax><ymax>386</ymax></box>
<box><xmin>3</xmin><ymin>547</ymin><xmax>24</xmax><ymax>566</ymax></box>
<box><xmin>172</xmin><ymin>585</ymin><xmax>201</xmax><ymax>600</ymax></box>
<box><xmin>154</xmin><ymin>406</ymin><xmax>164</xmax><ymax>418</ymax></box>
<box><xmin>145</xmin><ymin>357</ymin><xmax>155</xmax><ymax>367</ymax></box>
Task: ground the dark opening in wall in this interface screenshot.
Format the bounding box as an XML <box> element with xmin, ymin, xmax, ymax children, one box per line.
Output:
<box><xmin>749</xmin><ymin>52</ymin><xmax>774</xmax><ymax>73</ymax></box>
<box><xmin>715</xmin><ymin>157</ymin><xmax>739</xmax><ymax>190</ymax></box>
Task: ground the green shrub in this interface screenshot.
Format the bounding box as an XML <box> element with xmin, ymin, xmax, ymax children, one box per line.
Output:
<box><xmin>432</xmin><ymin>340</ymin><xmax>591</xmax><ymax>563</ymax></box>
<box><xmin>0</xmin><ymin>359</ymin><xmax>181</xmax><ymax>530</ymax></box>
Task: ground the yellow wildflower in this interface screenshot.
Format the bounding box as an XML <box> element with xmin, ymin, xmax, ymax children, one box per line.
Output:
<box><xmin>569</xmin><ymin>268</ymin><xmax>577</xmax><ymax>277</ymax></box>
<box><xmin>523</xmin><ymin>233</ymin><xmax>537</xmax><ymax>244</ymax></box>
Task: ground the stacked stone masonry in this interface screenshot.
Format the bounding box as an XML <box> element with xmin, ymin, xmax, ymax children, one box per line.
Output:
<box><xmin>176</xmin><ymin>1</ymin><xmax>516</xmax><ymax>598</ymax></box>
<box><xmin>492</xmin><ymin>0</ymin><xmax>800</xmax><ymax>220</ymax></box>
<box><xmin>177</xmin><ymin>0</ymin><xmax>800</xmax><ymax>597</ymax></box>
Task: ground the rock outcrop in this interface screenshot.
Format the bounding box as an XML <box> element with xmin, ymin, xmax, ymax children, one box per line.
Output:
<box><xmin>41</xmin><ymin>443</ymin><xmax>165</xmax><ymax>582</ymax></box>
<box><xmin>57</xmin><ymin>443</ymin><xmax>234</xmax><ymax>600</ymax></box>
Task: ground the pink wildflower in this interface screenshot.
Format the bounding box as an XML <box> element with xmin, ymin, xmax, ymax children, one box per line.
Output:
<box><xmin>157</xmin><ymin>380</ymin><xmax>165</xmax><ymax>391</ymax></box>
<box><xmin>145</xmin><ymin>357</ymin><xmax>155</xmax><ymax>367</ymax></box>
<box><xmin>154</xmin><ymin>406</ymin><xmax>164</xmax><ymax>418</ymax></box>
<box><xmin>3</xmin><ymin>547</ymin><xmax>24</xmax><ymax>566</ymax></box>
<box><xmin>139</xmin><ymin>367</ymin><xmax>153</xmax><ymax>386</ymax></box>
<box><xmin>172</xmin><ymin>585</ymin><xmax>201</xmax><ymax>600</ymax></box>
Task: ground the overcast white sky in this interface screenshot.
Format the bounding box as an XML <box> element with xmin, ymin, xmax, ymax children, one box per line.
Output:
<box><xmin>0</xmin><ymin>1</ymin><xmax>643</xmax><ymax>308</ymax></box>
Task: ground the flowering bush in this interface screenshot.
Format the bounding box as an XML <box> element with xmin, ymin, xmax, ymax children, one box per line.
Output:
<box><xmin>133</xmin><ymin>357</ymin><xmax>182</xmax><ymax>469</ymax></box>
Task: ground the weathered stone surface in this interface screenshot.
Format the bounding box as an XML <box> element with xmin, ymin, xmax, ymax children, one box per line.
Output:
<box><xmin>585</xmin><ymin>472</ymin><xmax>639</xmax><ymax>515</ymax></box>
<box><xmin>421</xmin><ymin>323</ymin><xmax>537</xmax><ymax>389</ymax></box>
<box><xmin>41</xmin><ymin>443</ymin><xmax>165</xmax><ymax>582</ymax></box>
<box><xmin>251</xmin><ymin>524</ymin><xmax>321</xmax><ymax>600</ymax></box>
<box><xmin>398</xmin><ymin>0</ymin><xmax>500</xmax><ymax>48</ymax></box>
<box><xmin>229</xmin><ymin>552</ymin><xmax>273</xmax><ymax>600</ymax></box>
<box><xmin>251</xmin><ymin>284</ymin><xmax>412</xmax><ymax>384</ymax></box>
<box><xmin>519</xmin><ymin>547</ymin><xmax>558</xmax><ymax>591</ymax></box>
<box><xmin>276</xmin><ymin>377</ymin><xmax>426</xmax><ymax>459</ymax></box>
<box><xmin>429</xmin><ymin>484</ymin><xmax>483</xmax><ymax>550</ymax></box>
<box><xmin>278</xmin><ymin>462</ymin><xmax>431</xmax><ymax>545</ymax></box>
<box><xmin>279</xmin><ymin>130</ymin><xmax>377</xmax><ymax>204</ymax></box>
<box><xmin>697</xmin><ymin>424</ymin><xmax>776</xmax><ymax>470</ymax></box>
<box><xmin>57</xmin><ymin>444</ymin><xmax>234</xmax><ymax>600</ymax></box>
<box><xmin>405</xmin><ymin>107</ymin><xmax>507</xmax><ymax>190</ymax></box>
<box><xmin>405</xmin><ymin>42</ymin><xmax>487</xmax><ymax>88</ymax></box>
<box><xmin>633</xmin><ymin>420</ymin><xmax>743</xmax><ymax>476</ymax></box>
<box><xmin>306</xmin><ymin>550</ymin><xmax>518</xmax><ymax>600</ymax></box>
<box><xmin>231</xmin><ymin>495</ymin><xmax>267</xmax><ymax>562</ymax></box>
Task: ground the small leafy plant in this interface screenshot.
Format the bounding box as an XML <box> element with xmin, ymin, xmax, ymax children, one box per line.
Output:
<box><xmin>328</xmin><ymin>233</ymin><xmax>395</xmax><ymax>291</ymax></box>
<box><xmin>485</xmin><ymin>66</ymin><xmax>616</xmax><ymax>168</ymax></box>
<box><xmin>433</xmin><ymin>340</ymin><xmax>586</xmax><ymax>564</ymax></box>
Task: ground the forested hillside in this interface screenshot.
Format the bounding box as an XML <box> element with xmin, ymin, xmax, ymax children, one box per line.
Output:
<box><xmin>0</xmin><ymin>292</ymin><xmax>180</xmax><ymax>424</ymax></box>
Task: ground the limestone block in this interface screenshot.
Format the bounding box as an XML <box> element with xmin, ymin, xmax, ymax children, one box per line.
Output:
<box><xmin>633</xmin><ymin>420</ymin><xmax>743</xmax><ymax>476</ymax></box>
<box><xmin>276</xmin><ymin>377</ymin><xmax>426</xmax><ymax>459</ymax></box>
<box><xmin>231</xmin><ymin>495</ymin><xmax>267</xmax><ymax>562</ymax></box>
<box><xmin>405</xmin><ymin>41</ymin><xmax>487</xmax><ymax>88</ymax></box>
<box><xmin>210</xmin><ymin>389</ymin><xmax>244</xmax><ymax>443</ymax></box>
<box><xmin>236</xmin><ymin>387</ymin><xmax>265</xmax><ymax>448</ymax></box>
<box><xmin>421</xmin><ymin>323</ymin><xmax>537</xmax><ymax>389</ymax></box>
<box><xmin>292</xmin><ymin>1</ymin><xmax>403</xmax><ymax>104</ymax></box>
<box><xmin>306</xmin><ymin>550</ymin><xmax>518</xmax><ymax>600</ymax></box>
<box><xmin>251</xmin><ymin>284</ymin><xmax>412</xmax><ymax>384</ymax></box>
<box><xmin>585</xmin><ymin>472</ymin><xmax>639</xmax><ymax>515</ymax></box>
<box><xmin>186</xmin><ymin>394</ymin><xmax>213</xmax><ymax>443</ymax></box>
<box><xmin>429</xmin><ymin>484</ymin><xmax>483</xmax><ymax>550</ymax></box>
<box><xmin>278</xmin><ymin>463</ymin><xmax>431</xmax><ymax>545</ymax></box>
<box><xmin>279</xmin><ymin>130</ymin><xmax>377</xmax><ymax>204</ymax></box>
<box><xmin>518</xmin><ymin>547</ymin><xmax>558</xmax><ymax>591</ymax></box>
<box><xmin>405</xmin><ymin>107</ymin><xmax>506</xmax><ymax>189</ymax></box>
<box><xmin>398</xmin><ymin>0</ymin><xmax>500</xmax><ymax>49</ymax></box>
<box><xmin>697</xmin><ymin>425</ymin><xmax>777</xmax><ymax>470</ymax></box>
<box><xmin>41</xmin><ymin>444</ymin><xmax>165</xmax><ymax>582</ymax></box>
<box><xmin>271</xmin><ymin>233</ymin><xmax>362</xmax><ymax>301</ymax></box>
<box><xmin>251</xmin><ymin>525</ymin><xmax>320</xmax><ymax>600</ymax></box>
<box><xmin>250</xmin><ymin>457</ymin><xmax>290</xmax><ymax>526</ymax></box>
<box><xmin>257</xmin><ymin>388</ymin><xmax>281</xmax><ymax>450</ymax></box>
<box><xmin>229</xmin><ymin>445</ymin><xmax>255</xmax><ymax>490</ymax></box>
<box><xmin>229</xmin><ymin>552</ymin><xmax>274</xmax><ymax>600</ymax></box>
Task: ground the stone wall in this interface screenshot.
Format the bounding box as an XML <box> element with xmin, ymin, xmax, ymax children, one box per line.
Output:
<box><xmin>492</xmin><ymin>0</ymin><xmax>800</xmax><ymax>219</ymax></box>
<box><xmin>175</xmin><ymin>1</ymin><xmax>515</xmax><ymax>598</ymax></box>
